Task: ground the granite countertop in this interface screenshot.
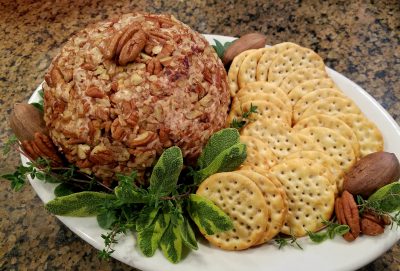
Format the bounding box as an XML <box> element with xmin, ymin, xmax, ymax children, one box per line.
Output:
<box><xmin>0</xmin><ymin>0</ymin><xmax>399</xmax><ymax>270</ymax></box>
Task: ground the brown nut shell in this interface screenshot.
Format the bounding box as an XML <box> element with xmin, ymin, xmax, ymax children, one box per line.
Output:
<box><xmin>10</xmin><ymin>103</ymin><xmax>47</xmax><ymax>142</ymax></box>
<box><xmin>344</xmin><ymin>151</ymin><xmax>400</xmax><ymax>198</ymax></box>
<box><xmin>222</xmin><ymin>32</ymin><xmax>266</xmax><ymax>65</ymax></box>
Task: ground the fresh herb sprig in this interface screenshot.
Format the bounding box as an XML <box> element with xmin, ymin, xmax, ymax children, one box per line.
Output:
<box><xmin>274</xmin><ymin>232</ymin><xmax>303</xmax><ymax>250</ymax></box>
<box><xmin>212</xmin><ymin>39</ymin><xmax>235</xmax><ymax>59</ymax></box>
<box><xmin>357</xmin><ymin>182</ymin><xmax>400</xmax><ymax>228</ymax></box>
<box><xmin>230</xmin><ymin>103</ymin><xmax>258</xmax><ymax>129</ymax></box>
<box><xmin>307</xmin><ymin>219</ymin><xmax>350</xmax><ymax>243</ymax></box>
<box><xmin>37</xmin><ymin>128</ymin><xmax>246</xmax><ymax>263</ymax></box>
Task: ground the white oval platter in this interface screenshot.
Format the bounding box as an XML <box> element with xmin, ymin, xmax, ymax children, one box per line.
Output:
<box><xmin>24</xmin><ymin>34</ymin><xmax>400</xmax><ymax>271</ymax></box>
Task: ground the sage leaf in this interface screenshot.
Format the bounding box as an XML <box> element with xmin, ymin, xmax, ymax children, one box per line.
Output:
<box><xmin>194</xmin><ymin>143</ymin><xmax>246</xmax><ymax>184</ymax></box>
<box><xmin>159</xmin><ymin>219</ymin><xmax>183</xmax><ymax>263</ymax></box>
<box><xmin>197</xmin><ymin>128</ymin><xmax>240</xmax><ymax>169</ymax></box>
<box><xmin>186</xmin><ymin>194</ymin><xmax>233</xmax><ymax>235</ymax></box>
<box><xmin>307</xmin><ymin>231</ymin><xmax>327</xmax><ymax>243</ymax></box>
<box><xmin>97</xmin><ymin>211</ymin><xmax>117</xmax><ymax>229</ymax></box>
<box><xmin>136</xmin><ymin>205</ymin><xmax>161</xmax><ymax>232</ymax></box>
<box><xmin>137</xmin><ymin>213</ymin><xmax>170</xmax><ymax>257</ymax></box>
<box><xmin>149</xmin><ymin>146</ymin><xmax>183</xmax><ymax>196</ymax></box>
<box><xmin>45</xmin><ymin>192</ymin><xmax>116</xmax><ymax>217</ymax></box>
<box><xmin>368</xmin><ymin>182</ymin><xmax>400</xmax><ymax>213</ymax></box>
<box><xmin>178</xmin><ymin>216</ymin><xmax>198</xmax><ymax>250</ymax></box>
<box><xmin>54</xmin><ymin>183</ymin><xmax>75</xmax><ymax>197</ymax></box>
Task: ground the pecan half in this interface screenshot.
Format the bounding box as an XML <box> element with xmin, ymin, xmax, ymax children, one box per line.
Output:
<box><xmin>335</xmin><ymin>191</ymin><xmax>360</xmax><ymax>242</ymax></box>
<box><xmin>21</xmin><ymin>132</ymin><xmax>63</xmax><ymax>166</ymax></box>
<box><xmin>85</xmin><ymin>86</ymin><xmax>104</xmax><ymax>98</ymax></box>
<box><xmin>118</xmin><ymin>29</ymin><xmax>147</xmax><ymax>66</ymax></box>
<box><xmin>361</xmin><ymin>217</ymin><xmax>385</xmax><ymax>236</ymax></box>
<box><xmin>147</xmin><ymin>58</ymin><xmax>162</xmax><ymax>75</ymax></box>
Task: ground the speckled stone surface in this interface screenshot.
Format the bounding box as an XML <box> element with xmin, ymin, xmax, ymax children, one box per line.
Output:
<box><xmin>0</xmin><ymin>0</ymin><xmax>399</xmax><ymax>270</ymax></box>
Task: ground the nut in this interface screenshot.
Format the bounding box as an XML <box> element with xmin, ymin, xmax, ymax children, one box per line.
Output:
<box><xmin>21</xmin><ymin>132</ymin><xmax>63</xmax><ymax>166</ymax></box>
<box><xmin>335</xmin><ymin>191</ymin><xmax>360</xmax><ymax>242</ymax></box>
<box><xmin>361</xmin><ymin>217</ymin><xmax>384</xmax><ymax>236</ymax></box>
<box><xmin>10</xmin><ymin>103</ymin><xmax>47</xmax><ymax>142</ymax></box>
<box><xmin>344</xmin><ymin>151</ymin><xmax>400</xmax><ymax>198</ymax></box>
<box><xmin>118</xmin><ymin>29</ymin><xmax>148</xmax><ymax>65</ymax></box>
<box><xmin>222</xmin><ymin>32</ymin><xmax>267</xmax><ymax>65</ymax></box>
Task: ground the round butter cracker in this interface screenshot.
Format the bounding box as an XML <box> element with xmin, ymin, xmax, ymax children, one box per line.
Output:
<box><xmin>270</xmin><ymin>158</ymin><xmax>335</xmax><ymax>237</ymax></box>
<box><xmin>196</xmin><ymin>172</ymin><xmax>269</xmax><ymax>250</ymax></box>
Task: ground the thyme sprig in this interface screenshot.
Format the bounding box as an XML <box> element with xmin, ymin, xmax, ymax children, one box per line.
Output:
<box><xmin>230</xmin><ymin>103</ymin><xmax>258</xmax><ymax>129</ymax></box>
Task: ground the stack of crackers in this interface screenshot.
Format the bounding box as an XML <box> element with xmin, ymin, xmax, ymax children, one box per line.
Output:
<box><xmin>197</xmin><ymin>42</ymin><xmax>384</xmax><ymax>251</ymax></box>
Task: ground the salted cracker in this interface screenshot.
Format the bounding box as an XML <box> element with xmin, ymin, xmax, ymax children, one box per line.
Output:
<box><xmin>240</xmin><ymin>135</ymin><xmax>278</xmax><ymax>170</ymax></box>
<box><xmin>228</xmin><ymin>49</ymin><xmax>257</xmax><ymax>97</ymax></box>
<box><xmin>236</xmin><ymin>170</ymin><xmax>288</xmax><ymax>245</ymax></box>
<box><xmin>236</xmin><ymin>81</ymin><xmax>291</xmax><ymax>108</ymax></box>
<box><xmin>288</xmin><ymin>78</ymin><xmax>338</xmax><ymax>106</ymax></box>
<box><xmin>242</xmin><ymin>120</ymin><xmax>302</xmax><ymax>160</ymax></box>
<box><xmin>299</xmin><ymin>96</ymin><xmax>362</xmax><ymax>121</ymax></box>
<box><xmin>270</xmin><ymin>158</ymin><xmax>335</xmax><ymax>237</ymax></box>
<box><xmin>294</xmin><ymin>114</ymin><xmax>360</xmax><ymax>158</ymax></box>
<box><xmin>267</xmin><ymin>47</ymin><xmax>326</xmax><ymax>85</ymax></box>
<box><xmin>278</xmin><ymin>68</ymin><xmax>328</xmax><ymax>94</ymax></box>
<box><xmin>337</xmin><ymin>113</ymin><xmax>384</xmax><ymax>157</ymax></box>
<box><xmin>256</xmin><ymin>42</ymin><xmax>302</xmax><ymax>81</ymax></box>
<box><xmin>227</xmin><ymin>100</ymin><xmax>291</xmax><ymax>127</ymax></box>
<box><xmin>296</xmin><ymin>126</ymin><xmax>356</xmax><ymax>173</ymax></box>
<box><xmin>292</xmin><ymin>88</ymin><xmax>346</xmax><ymax>122</ymax></box>
<box><xmin>238</xmin><ymin>48</ymin><xmax>267</xmax><ymax>88</ymax></box>
<box><xmin>196</xmin><ymin>172</ymin><xmax>269</xmax><ymax>250</ymax></box>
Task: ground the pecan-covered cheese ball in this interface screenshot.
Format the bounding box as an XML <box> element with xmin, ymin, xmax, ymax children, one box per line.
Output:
<box><xmin>43</xmin><ymin>13</ymin><xmax>230</xmax><ymax>181</ymax></box>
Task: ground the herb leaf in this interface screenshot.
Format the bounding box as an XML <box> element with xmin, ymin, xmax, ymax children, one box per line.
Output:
<box><xmin>30</xmin><ymin>89</ymin><xmax>44</xmax><ymax>112</ymax></box>
<box><xmin>114</xmin><ymin>172</ymin><xmax>149</xmax><ymax>204</ymax></box>
<box><xmin>178</xmin><ymin>216</ymin><xmax>198</xmax><ymax>250</ymax></box>
<box><xmin>186</xmin><ymin>194</ymin><xmax>233</xmax><ymax>235</ymax></box>
<box><xmin>194</xmin><ymin>143</ymin><xmax>247</xmax><ymax>184</ymax></box>
<box><xmin>197</xmin><ymin>128</ymin><xmax>240</xmax><ymax>169</ymax></box>
<box><xmin>137</xmin><ymin>212</ymin><xmax>170</xmax><ymax>257</ymax></box>
<box><xmin>230</xmin><ymin>103</ymin><xmax>258</xmax><ymax>129</ymax></box>
<box><xmin>45</xmin><ymin>191</ymin><xmax>116</xmax><ymax>216</ymax></box>
<box><xmin>97</xmin><ymin>210</ymin><xmax>117</xmax><ymax>230</ymax></box>
<box><xmin>136</xmin><ymin>205</ymin><xmax>161</xmax><ymax>232</ymax></box>
<box><xmin>149</xmin><ymin>146</ymin><xmax>183</xmax><ymax>197</ymax></box>
<box><xmin>159</xmin><ymin>218</ymin><xmax>183</xmax><ymax>263</ymax></box>
<box><xmin>54</xmin><ymin>183</ymin><xmax>75</xmax><ymax>197</ymax></box>
<box><xmin>367</xmin><ymin>182</ymin><xmax>400</xmax><ymax>213</ymax></box>
<box><xmin>212</xmin><ymin>39</ymin><xmax>234</xmax><ymax>59</ymax></box>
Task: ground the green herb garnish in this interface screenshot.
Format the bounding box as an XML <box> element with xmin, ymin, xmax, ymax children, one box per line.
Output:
<box><xmin>212</xmin><ymin>39</ymin><xmax>235</xmax><ymax>59</ymax></box>
<box><xmin>230</xmin><ymin>103</ymin><xmax>258</xmax><ymax>129</ymax></box>
<box><xmin>306</xmin><ymin>219</ymin><xmax>350</xmax><ymax>243</ymax></box>
<box><xmin>30</xmin><ymin>89</ymin><xmax>44</xmax><ymax>112</ymax></box>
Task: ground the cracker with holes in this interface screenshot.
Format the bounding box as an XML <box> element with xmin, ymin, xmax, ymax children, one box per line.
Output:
<box><xmin>278</xmin><ymin>68</ymin><xmax>328</xmax><ymax>94</ymax></box>
<box><xmin>296</xmin><ymin>126</ymin><xmax>356</xmax><ymax>173</ymax></box>
<box><xmin>228</xmin><ymin>49</ymin><xmax>257</xmax><ymax>97</ymax></box>
<box><xmin>294</xmin><ymin>114</ymin><xmax>360</xmax><ymax>158</ymax></box>
<box><xmin>227</xmin><ymin>100</ymin><xmax>291</xmax><ymax>127</ymax></box>
<box><xmin>268</xmin><ymin>47</ymin><xmax>326</xmax><ymax>85</ymax></box>
<box><xmin>236</xmin><ymin>170</ymin><xmax>288</xmax><ymax>245</ymax></box>
<box><xmin>292</xmin><ymin>88</ymin><xmax>346</xmax><ymax>122</ymax></box>
<box><xmin>242</xmin><ymin>120</ymin><xmax>302</xmax><ymax>160</ymax></box>
<box><xmin>256</xmin><ymin>42</ymin><xmax>302</xmax><ymax>81</ymax></box>
<box><xmin>236</xmin><ymin>82</ymin><xmax>291</xmax><ymax>108</ymax></box>
<box><xmin>196</xmin><ymin>172</ymin><xmax>269</xmax><ymax>250</ymax></box>
<box><xmin>270</xmin><ymin>158</ymin><xmax>335</xmax><ymax>237</ymax></box>
<box><xmin>284</xmin><ymin>150</ymin><xmax>344</xmax><ymax>193</ymax></box>
<box><xmin>240</xmin><ymin>135</ymin><xmax>278</xmax><ymax>170</ymax></box>
<box><xmin>299</xmin><ymin>96</ymin><xmax>362</xmax><ymax>121</ymax></box>
<box><xmin>288</xmin><ymin>78</ymin><xmax>338</xmax><ymax>106</ymax></box>
<box><xmin>337</xmin><ymin>113</ymin><xmax>384</xmax><ymax>157</ymax></box>
<box><xmin>231</xmin><ymin>93</ymin><xmax>291</xmax><ymax>123</ymax></box>
<box><xmin>238</xmin><ymin>48</ymin><xmax>268</xmax><ymax>88</ymax></box>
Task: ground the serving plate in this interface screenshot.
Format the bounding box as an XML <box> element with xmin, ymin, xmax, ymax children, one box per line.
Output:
<box><xmin>25</xmin><ymin>34</ymin><xmax>400</xmax><ymax>271</ymax></box>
